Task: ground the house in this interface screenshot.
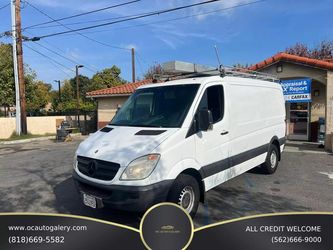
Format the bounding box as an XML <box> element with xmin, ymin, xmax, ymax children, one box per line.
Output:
<box><xmin>249</xmin><ymin>52</ymin><xmax>333</xmax><ymax>151</ymax></box>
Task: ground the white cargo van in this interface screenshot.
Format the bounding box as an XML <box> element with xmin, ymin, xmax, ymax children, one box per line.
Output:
<box><xmin>73</xmin><ymin>65</ymin><xmax>286</xmax><ymax>217</ymax></box>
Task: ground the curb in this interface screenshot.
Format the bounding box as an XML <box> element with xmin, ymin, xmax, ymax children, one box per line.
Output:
<box><xmin>0</xmin><ymin>133</ymin><xmax>83</xmax><ymax>145</ymax></box>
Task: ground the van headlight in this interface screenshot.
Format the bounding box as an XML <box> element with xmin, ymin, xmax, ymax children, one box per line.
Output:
<box><xmin>120</xmin><ymin>154</ymin><xmax>160</xmax><ymax>180</ymax></box>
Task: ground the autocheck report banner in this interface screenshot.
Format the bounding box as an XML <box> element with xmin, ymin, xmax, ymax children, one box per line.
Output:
<box><xmin>0</xmin><ymin>204</ymin><xmax>332</xmax><ymax>250</ymax></box>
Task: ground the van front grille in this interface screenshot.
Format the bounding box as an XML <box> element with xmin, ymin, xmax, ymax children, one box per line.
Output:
<box><xmin>77</xmin><ymin>156</ymin><xmax>120</xmax><ymax>181</ymax></box>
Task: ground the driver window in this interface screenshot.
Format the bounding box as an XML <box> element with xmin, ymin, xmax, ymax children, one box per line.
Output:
<box><xmin>197</xmin><ymin>85</ymin><xmax>224</xmax><ymax>123</ymax></box>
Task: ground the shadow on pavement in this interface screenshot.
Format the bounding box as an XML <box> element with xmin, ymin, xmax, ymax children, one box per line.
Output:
<box><xmin>54</xmin><ymin>177</ymin><xmax>310</xmax><ymax>229</ymax></box>
<box><xmin>195</xmin><ymin>186</ymin><xmax>309</xmax><ymax>227</ymax></box>
<box><xmin>53</xmin><ymin>177</ymin><xmax>141</xmax><ymax>228</ymax></box>
<box><xmin>285</xmin><ymin>141</ymin><xmax>325</xmax><ymax>152</ymax></box>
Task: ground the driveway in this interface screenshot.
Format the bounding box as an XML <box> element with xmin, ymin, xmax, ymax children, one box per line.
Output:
<box><xmin>0</xmin><ymin>138</ymin><xmax>332</xmax><ymax>228</ymax></box>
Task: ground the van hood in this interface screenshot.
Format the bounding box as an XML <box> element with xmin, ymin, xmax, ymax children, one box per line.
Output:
<box><xmin>76</xmin><ymin>126</ymin><xmax>177</xmax><ymax>166</ymax></box>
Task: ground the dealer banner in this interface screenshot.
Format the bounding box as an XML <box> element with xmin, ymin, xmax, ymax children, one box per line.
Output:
<box><xmin>0</xmin><ymin>204</ymin><xmax>332</xmax><ymax>250</ymax></box>
<box><xmin>280</xmin><ymin>78</ymin><xmax>312</xmax><ymax>103</ymax></box>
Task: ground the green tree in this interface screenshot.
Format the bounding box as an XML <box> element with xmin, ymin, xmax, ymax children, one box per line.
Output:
<box><xmin>0</xmin><ymin>43</ymin><xmax>53</xmax><ymax>115</ymax></box>
<box><xmin>51</xmin><ymin>65</ymin><xmax>126</xmax><ymax>112</ymax></box>
<box><xmin>52</xmin><ymin>79</ymin><xmax>96</xmax><ymax>112</ymax></box>
<box><xmin>69</xmin><ymin>75</ymin><xmax>91</xmax><ymax>100</ymax></box>
<box><xmin>51</xmin><ymin>80</ymin><xmax>74</xmax><ymax>112</ymax></box>
<box><xmin>0</xmin><ymin>43</ymin><xmax>15</xmax><ymax>112</ymax></box>
<box><xmin>26</xmin><ymin>81</ymin><xmax>52</xmax><ymax>112</ymax></box>
<box><xmin>91</xmin><ymin>66</ymin><xmax>126</xmax><ymax>90</ymax></box>
<box><xmin>60</xmin><ymin>79</ymin><xmax>74</xmax><ymax>102</ymax></box>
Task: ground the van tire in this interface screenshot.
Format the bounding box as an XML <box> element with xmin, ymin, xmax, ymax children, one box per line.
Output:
<box><xmin>167</xmin><ymin>174</ymin><xmax>200</xmax><ymax>218</ymax></box>
<box><xmin>261</xmin><ymin>144</ymin><xmax>279</xmax><ymax>174</ymax></box>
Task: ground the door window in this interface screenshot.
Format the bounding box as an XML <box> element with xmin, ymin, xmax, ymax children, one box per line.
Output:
<box><xmin>197</xmin><ymin>85</ymin><xmax>224</xmax><ymax>123</ymax></box>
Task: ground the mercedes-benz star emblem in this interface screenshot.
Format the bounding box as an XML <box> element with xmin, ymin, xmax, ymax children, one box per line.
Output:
<box><xmin>87</xmin><ymin>161</ymin><xmax>97</xmax><ymax>176</ymax></box>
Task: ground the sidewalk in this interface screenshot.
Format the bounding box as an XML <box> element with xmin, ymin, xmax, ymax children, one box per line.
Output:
<box><xmin>0</xmin><ymin>133</ymin><xmax>84</xmax><ymax>145</ymax></box>
<box><xmin>284</xmin><ymin>140</ymin><xmax>331</xmax><ymax>155</ymax></box>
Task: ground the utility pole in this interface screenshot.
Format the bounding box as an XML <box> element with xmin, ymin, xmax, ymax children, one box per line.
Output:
<box><xmin>131</xmin><ymin>47</ymin><xmax>136</xmax><ymax>83</ymax></box>
<box><xmin>75</xmin><ymin>65</ymin><xmax>84</xmax><ymax>129</ymax></box>
<box><xmin>15</xmin><ymin>0</ymin><xmax>27</xmax><ymax>134</ymax></box>
<box><xmin>10</xmin><ymin>0</ymin><xmax>21</xmax><ymax>135</ymax></box>
<box><xmin>54</xmin><ymin>80</ymin><xmax>61</xmax><ymax>101</ymax></box>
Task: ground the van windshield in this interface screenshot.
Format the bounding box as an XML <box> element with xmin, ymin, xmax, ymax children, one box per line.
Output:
<box><xmin>110</xmin><ymin>84</ymin><xmax>200</xmax><ymax>128</ymax></box>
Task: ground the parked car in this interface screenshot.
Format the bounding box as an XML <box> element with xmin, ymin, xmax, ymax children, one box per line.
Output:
<box><xmin>72</xmin><ymin>72</ymin><xmax>286</xmax><ymax>217</ymax></box>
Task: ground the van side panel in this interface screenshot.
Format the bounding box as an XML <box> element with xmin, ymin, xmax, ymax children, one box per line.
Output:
<box><xmin>204</xmin><ymin>153</ymin><xmax>267</xmax><ymax>191</ymax></box>
<box><xmin>227</xmin><ymin>80</ymin><xmax>285</xmax><ymax>158</ymax></box>
<box><xmin>203</xmin><ymin>79</ymin><xmax>285</xmax><ymax>191</ymax></box>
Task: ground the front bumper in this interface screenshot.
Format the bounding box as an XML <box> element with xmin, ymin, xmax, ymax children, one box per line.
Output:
<box><xmin>72</xmin><ymin>170</ymin><xmax>173</xmax><ymax>212</ymax></box>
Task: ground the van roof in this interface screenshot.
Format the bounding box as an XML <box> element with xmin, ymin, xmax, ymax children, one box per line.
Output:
<box><xmin>138</xmin><ymin>75</ymin><xmax>281</xmax><ymax>90</ymax></box>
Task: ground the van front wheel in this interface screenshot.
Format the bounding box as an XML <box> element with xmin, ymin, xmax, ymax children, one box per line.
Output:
<box><xmin>167</xmin><ymin>174</ymin><xmax>200</xmax><ymax>217</ymax></box>
<box><xmin>261</xmin><ymin>144</ymin><xmax>279</xmax><ymax>174</ymax></box>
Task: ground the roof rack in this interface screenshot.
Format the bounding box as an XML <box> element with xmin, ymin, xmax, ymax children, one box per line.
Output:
<box><xmin>155</xmin><ymin>61</ymin><xmax>279</xmax><ymax>83</ymax></box>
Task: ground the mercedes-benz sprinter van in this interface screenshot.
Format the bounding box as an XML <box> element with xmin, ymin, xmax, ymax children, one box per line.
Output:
<box><xmin>73</xmin><ymin>74</ymin><xmax>286</xmax><ymax>217</ymax></box>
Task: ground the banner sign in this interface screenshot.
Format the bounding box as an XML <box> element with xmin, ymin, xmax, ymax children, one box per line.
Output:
<box><xmin>1</xmin><ymin>206</ymin><xmax>333</xmax><ymax>250</ymax></box>
<box><xmin>280</xmin><ymin>78</ymin><xmax>312</xmax><ymax>102</ymax></box>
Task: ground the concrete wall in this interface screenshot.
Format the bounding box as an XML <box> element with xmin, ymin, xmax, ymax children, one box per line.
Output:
<box><xmin>326</xmin><ymin>71</ymin><xmax>333</xmax><ymax>151</ymax></box>
<box><xmin>259</xmin><ymin>62</ymin><xmax>327</xmax><ymax>84</ymax></box>
<box><xmin>0</xmin><ymin>118</ymin><xmax>16</xmax><ymax>139</ymax></box>
<box><xmin>0</xmin><ymin>116</ymin><xmax>66</xmax><ymax>139</ymax></box>
<box><xmin>97</xmin><ymin>96</ymin><xmax>129</xmax><ymax>128</ymax></box>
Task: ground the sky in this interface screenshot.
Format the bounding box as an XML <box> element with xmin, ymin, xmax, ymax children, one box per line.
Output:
<box><xmin>0</xmin><ymin>0</ymin><xmax>332</xmax><ymax>89</ymax></box>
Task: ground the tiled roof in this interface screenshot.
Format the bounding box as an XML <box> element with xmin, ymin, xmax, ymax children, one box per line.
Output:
<box><xmin>249</xmin><ymin>52</ymin><xmax>333</xmax><ymax>71</ymax></box>
<box><xmin>86</xmin><ymin>79</ymin><xmax>153</xmax><ymax>97</ymax></box>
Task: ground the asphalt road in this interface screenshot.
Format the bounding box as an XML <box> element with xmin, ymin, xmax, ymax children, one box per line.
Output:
<box><xmin>0</xmin><ymin>138</ymin><xmax>332</xmax><ymax>228</ymax></box>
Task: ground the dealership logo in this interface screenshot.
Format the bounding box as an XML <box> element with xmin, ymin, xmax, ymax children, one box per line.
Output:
<box><xmin>140</xmin><ymin>203</ymin><xmax>194</xmax><ymax>250</ymax></box>
<box><xmin>87</xmin><ymin>161</ymin><xmax>97</xmax><ymax>176</ymax></box>
<box><xmin>156</xmin><ymin>225</ymin><xmax>180</xmax><ymax>234</ymax></box>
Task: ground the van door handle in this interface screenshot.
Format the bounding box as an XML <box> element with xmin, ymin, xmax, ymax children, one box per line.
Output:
<box><xmin>221</xmin><ymin>131</ymin><xmax>229</xmax><ymax>135</ymax></box>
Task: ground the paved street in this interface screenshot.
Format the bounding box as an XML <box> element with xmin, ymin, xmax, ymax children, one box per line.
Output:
<box><xmin>0</xmin><ymin>138</ymin><xmax>332</xmax><ymax>228</ymax></box>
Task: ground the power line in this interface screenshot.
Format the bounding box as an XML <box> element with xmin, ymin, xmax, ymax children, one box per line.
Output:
<box><xmin>32</xmin><ymin>41</ymin><xmax>97</xmax><ymax>73</ymax></box>
<box><xmin>24</xmin><ymin>9</ymin><xmax>163</xmax><ymax>30</ymax></box>
<box><xmin>29</xmin><ymin>0</ymin><xmax>264</xmax><ymax>30</ymax></box>
<box><xmin>23</xmin><ymin>0</ymin><xmax>141</xmax><ymax>29</ymax></box>
<box><xmin>29</xmin><ymin>0</ymin><xmax>224</xmax><ymax>40</ymax></box>
<box><xmin>5</xmin><ymin>29</ymin><xmax>100</xmax><ymax>74</ymax></box>
<box><xmin>25</xmin><ymin>14</ymin><xmax>146</xmax><ymax>30</ymax></box>
<box><xmin>25</xmin><ymin>1</ymin><xmax>131</xmax><ymax>51</ymax></box>
<box><xmin>46</xmin><ymin>61</ymin><xmax>73</xmax><ymax>78</ymax></box>
<box><xmin>24</xmin><ymin>30</ymin><xmax>101</xmax><ymax>72</ymax></box>
<box><xmin>71</xmin><ymin>0</ymin><xmax>266</xmax><ymax>36</ymax></box>
<box><xmin>0</xmin><ymin>3</ymin><xmax>10</xmax><ymax>10</ymax></box>
<box><xmin>24</xmin><ymin>43</ymin><xmax>75</xmax><ymax>73</ymax></box>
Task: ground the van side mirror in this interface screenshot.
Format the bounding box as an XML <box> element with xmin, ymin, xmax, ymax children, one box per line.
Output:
<box><xmin>198</xmin><ymin>109</ymin><xmax>213</xmax><ymax>131</ymax></box>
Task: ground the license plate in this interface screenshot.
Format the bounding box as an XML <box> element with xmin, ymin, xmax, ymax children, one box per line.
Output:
<box><xmin>83</xmin><ymin>193</ymin><xmax>97</xmax><ymax>209</ymax></box>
